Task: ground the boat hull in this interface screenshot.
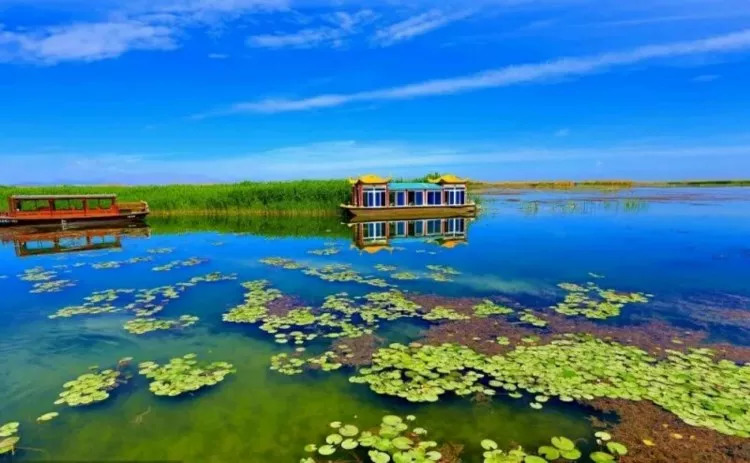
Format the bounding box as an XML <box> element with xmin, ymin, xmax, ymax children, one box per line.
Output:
<box><xmin>0</xmin><ymin>212</ymin><xmax>149</xmax><ymax>228</ymax></box>
<box><xmin>341</xmin><ymin>204</ymin><xmax>477</xmax><ymax>222</ymax></box>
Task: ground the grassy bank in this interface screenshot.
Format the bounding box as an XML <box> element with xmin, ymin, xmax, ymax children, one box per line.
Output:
<box><xmin>0</xmin><ymin>180</ymin><xmax>351</xmax><ymax>215</ymax></box>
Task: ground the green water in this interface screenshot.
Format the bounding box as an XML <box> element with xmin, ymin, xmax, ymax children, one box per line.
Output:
<box><xmin>1</xmin><ymin>187</ymin><xmax>749</xmax><ymax>462</ymax></box>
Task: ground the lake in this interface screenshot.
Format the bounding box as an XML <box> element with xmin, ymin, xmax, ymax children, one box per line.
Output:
<box><xmin>1</xmin><ymin>187</ymin><xmax>749</xmax><ymax>463</ymax></box>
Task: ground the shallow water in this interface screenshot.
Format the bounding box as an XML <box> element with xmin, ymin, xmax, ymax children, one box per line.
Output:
<box><xmin>1</xmin><ymin>187</ymin><xmax>749</xmax><ymax>462</ymax></box>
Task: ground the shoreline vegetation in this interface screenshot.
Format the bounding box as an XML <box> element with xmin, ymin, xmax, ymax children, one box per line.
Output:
<box><xmin>1</xmin><ymin>178</ymin><xmax>748</xmax><ymax>214</ymax></box>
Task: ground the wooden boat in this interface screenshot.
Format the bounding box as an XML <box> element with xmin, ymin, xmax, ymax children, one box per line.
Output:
<box><xmin>341</xmin><ymin>174</ymin><xmax>478</xmax><ymax>220</ymax></box>
<box><xmin>0</xmin><ymin>194</ymin><xmax>149</xmax><ymax>228</ymax></box>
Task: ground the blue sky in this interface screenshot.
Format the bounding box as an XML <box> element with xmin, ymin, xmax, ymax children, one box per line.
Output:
<box><xmin>1</xmin><ymin>0</ymin><xmax>750</xmax><ymax>184</ymax></box>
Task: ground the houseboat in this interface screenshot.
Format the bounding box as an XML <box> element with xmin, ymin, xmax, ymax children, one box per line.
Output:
<box><xmin>342</xmin><ymin>174</ymin><xmax>477</xmax><ymax>221</ymax></box>
<box><xmin>348</xmin><ymin>217</ymin><xmax>471</xmax><ymax>253</ymax></box>
<box><xmin>0</xmin><ymin>194</ymin><xmax>149</xmax><ymax>228</ymax></box>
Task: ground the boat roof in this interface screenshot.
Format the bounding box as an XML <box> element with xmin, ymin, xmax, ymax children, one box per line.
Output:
<box><xmin>389</xmin><ymin>182</ymin><xmax>442</xmax><ymax>191</ymax></box>
<box><xmin>428</xmin><ymin>174</ymin><xmax>468</xmax><ymax>184</ymax></box>
<box><xmin>348</xmin><ymin>174</ymin><xmax>392</xmax><ymax>185</ymax></box>
<box><xmin>10</xmin><ymin>194</ymin><xmax>117</xmax><ymax>200</ymax></box>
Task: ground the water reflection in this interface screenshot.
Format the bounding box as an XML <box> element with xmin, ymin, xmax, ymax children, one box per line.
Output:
<box><xmin>348</xmin><ymin>217</ymin><xmax>472</xmax><ymax>252</ymax></box>
<box><xmin>0</xmin><ymin>224</ymin><xmax>151</xmax><ymax>257</ymax></box>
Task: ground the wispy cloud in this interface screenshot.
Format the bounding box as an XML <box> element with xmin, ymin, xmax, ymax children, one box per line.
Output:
<box><xmin>246</xmin><ymin>9</ymin><xmax>376</xmax><ymax>49</ymax></box>
<box><xmin>201</xmin><ymin>29</ymin><xmax>750</xmax><ymax>115</ymax></box>
<box><xmin>372</xmin><ymin>9</ymin><xmax>473</xmax><ymax>47</ymax></box>
<box><xmin>692</xmin><ymin>73</ymin><xmax>720</xmax><ymax>82</ymax></box>
<box><xmin>0</xmin><ymin>0</ymin><xmax>287</xmax><ymax>64</ymax></box>
<box><xmin>0</xmin><ymin>21</ymin><xmax>177</xmax><ymax>64</ymax></box>
<box><xmin>554</xmin><ymin>128</ymin><xmax>570</xmax><ymax>137</ymax></box>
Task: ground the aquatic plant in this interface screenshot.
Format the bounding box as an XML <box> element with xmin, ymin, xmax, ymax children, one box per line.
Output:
<box><xmin>138</xmin><ymin>354</ymin><xmax>236</xmax><ymax>397</ymax></box>
<box><xmin>49</xmin><ymin>272</ymin><xmax>235</xmax><ymax>319</ymax></box>
<box><xmin>152</xmin><ymin>257</ymin><xmax>208</xmax><ymax>272</ymax></box>
<box><xmin>480</xmin><ymin>435</ymin><xmax>627</xmax><ymax>462</ymax></box>
<box><xmin>55</xmin><ymin>368</ymin><xmax>122</xmax><ymax>407</ymax></box>
<box><xmin>147</xmin><ymin>247</ymin><xmax>174</xmax><ymax>254</ymax></box>
<box><xmin>391</xmin><ymin>271</ymin><xmax>419</xmax><ymax>280</ymax></box>
<box><xmin>300</xmin><ymin>415</ymin><xmax>443</xmax><ymax>463</ymax></box>
<box><xmin>423</xmin><ymin>306</ymin><xmax>470</xmax><ymax>321</ymax></box>
<box><xmin>474</xmin><ymin>300</ymin><xmax>514</xmax><ymax>317</ymax></box>
<box><xmin>0</xmin><ymin>422</ymin><xmax>20</xmax><ymax>456</ymax></box>
<box><xmin>553</xmin><ymin>281</ymin><xmax>651</xmax><ymax>320</ymax></box>
<box><xmin>270</xmin><ymin>353</ymin><xmax>307</xmax><ymax>375</ymax></box>
<box><xmin>518</xmin><ymin>310</ymin><xmax>548</xmax><ymax>328</ymax></box>
<box><xmin>261</xmin><ymin>257</ymin><xmax>392</xmax><ymax>288</ymax></box>
<box><xmin>428</xmin><ymin>272</ymin><xmax>454</xmax><ymax>282</ymax></box>
<box><xmin>36</xmin><ymin>412</ymin><xmax>59</xmax><ymax>422</ymax></box>
<box><xmin>308</xmin><ymin>246</ymin><xmax>340</xmax><ymax>256</ymax></box>
<box><xmin>426</xmin><ymin>265</ymin><xmax>461</xmax><ymax>275</ymax></box>
<box><xmin>92</xmin><ymin>256</ymin><xmax>153</xmax><ymax>269</ymax></box>
<box><xmin>374</xmin><ymin>264</ymin><xmax>397</xmax><ymax>272</ymax></box>
<box><xmin>223</xmin><ymin>280</ymin><xmax>283</xmax><ymax>323</ymax></box>
<box><xmin>350</xmin><ymin>337</ymin><xmax>750</xmax><ymax>436</ymax></box>
<box><xmin>260</xmin><ymin>257</ymin><xmax>305</xmax><ymax>269</ymax></box>
<box><xmin>123</xmin><ymin>315</ymin><xmax>199</xmax><ymax>335</ymax></box>
<box><xmin>18</xmin><ymin>266</ymin><xmax>57</xmax><ymax>282</ymax></box>
<box><xmin>30</xmin><ymin>279</ymin><xmax>76</xmax><ymax>294</ymax></box>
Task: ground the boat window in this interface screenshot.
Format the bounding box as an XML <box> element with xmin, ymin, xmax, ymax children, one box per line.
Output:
<box><xmin>363</xmin><ymin>189</ymin><xmax>386</xmax><ymax>208</ymax></box>
<box><xmin>427</xmin><ymin>191</ymin><xmax>442</xmax><ymax>205</ymax></box>
<box><xmin>414</xmin><ymin>192</ymin><xmax>423</xmax><ymax>205</ymax></box>
<box><xmin>364</xmin><ymin>222</ymin><xmax>386</xmax><ymax>238</ymax></box>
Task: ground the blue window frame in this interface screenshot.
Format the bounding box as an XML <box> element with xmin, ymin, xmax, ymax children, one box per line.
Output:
<box><xmin>414</xmin><ymin>192</ymin><xmax>424</xmax><ymax>205</ymax></box>
<box><xmin>427</xmin><ymin>191</ymin><xmax>442</xmax><ymax>205</ymax></box>
<box><xmin>395</xmin><ymin>192</ymin><xmax>406</xmax><ymax>206</ymax></box>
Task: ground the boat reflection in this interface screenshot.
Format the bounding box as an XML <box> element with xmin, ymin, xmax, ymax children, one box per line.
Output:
<box><xmin>347</xmin><ymin>217</ymin><xmax>471</xmax><ymax>253</ymax></box>
<box><xmin>0</xmin><ymin>223</ymin><xmax>151</xmax><ymax>257</ymax></box>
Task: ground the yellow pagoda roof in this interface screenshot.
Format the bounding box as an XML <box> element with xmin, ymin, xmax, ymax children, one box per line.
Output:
<box><xmin>348</xmin><ymin>174</ymin><xmax>391</xmax><ymax>185</ymax></box>
<box><xmin>427</xmin><ymin>174</ymin><xmax>468</xmax><ymax>184</ymax></box>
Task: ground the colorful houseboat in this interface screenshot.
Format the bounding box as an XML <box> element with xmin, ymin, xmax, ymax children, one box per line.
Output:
<box><xmin>348</xmin><ymin>217</ymin><xmax>471</xmax><ymax>253</ymax></box>
<box><xmin>341</xmin><ymin>174</ymin><xmax>477</xmax><ymax>220</ymax></box>
<box><xmin>0</xmin><ymin>194</ymin><xmax>149</xmax><ymax>228</ymax></box>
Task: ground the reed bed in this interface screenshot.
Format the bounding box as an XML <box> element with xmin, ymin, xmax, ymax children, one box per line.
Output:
<box><xmin>0</xmin><ymin>180</ymin><xmax>351</xmax><ymax>214</ymax></box>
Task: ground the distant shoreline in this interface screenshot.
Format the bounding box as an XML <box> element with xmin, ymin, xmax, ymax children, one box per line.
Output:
<box><xmin>470</xmin><ymin>179</ymin><xmax>750</xmax><ymax>189</ymax></box>
<box><xmin>1</xmin><ymin>179</ymin><xmax>747</xmax><ymax>214</ymax></box>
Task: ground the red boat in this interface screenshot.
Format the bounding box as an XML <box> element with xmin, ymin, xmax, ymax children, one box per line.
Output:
<box><xmin>0</xmin><ymin>194</ymin><xmax>149</xmax><ymax>228</ymax></box>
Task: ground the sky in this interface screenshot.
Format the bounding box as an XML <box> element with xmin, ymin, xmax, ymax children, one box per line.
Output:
<box><xmin>1</xmin><ymin>0</ymin><xmax>750</xmax><ymax>184</ymax></box>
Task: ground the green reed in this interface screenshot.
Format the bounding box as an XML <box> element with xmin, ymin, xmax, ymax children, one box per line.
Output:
<box><xmin>0</xmin><ymin>180</ymin><xmax>351</xmax><ymax>214</ymax></box>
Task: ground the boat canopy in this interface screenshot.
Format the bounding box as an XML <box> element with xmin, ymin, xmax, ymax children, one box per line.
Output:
<box><xmin>388</xmin><ymin>182</ymin><xmax>442</xmax><ymax>191</ymax></box>
<box><xmin>10</xmin><ymin>194</ymin><xmax>117</xmax><ymax>200</ymax></box>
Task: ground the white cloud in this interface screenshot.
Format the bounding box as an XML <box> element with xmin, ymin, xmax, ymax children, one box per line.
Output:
<box><xmin>246</xmin><ymin>8</ymin><xmax>377</xmax><ymax>49</ymax></box>
<box><xmin>0</xmin><ymin>21</ymin><xmax>177</xmax><ymax>64</ymax></box>
<box><xmin>0</xmin><ymin>0</ymin><xmax>288</xmax><ymax>64</ymax></box>
<box><xmin>554</xmin><ymin>128</ymin><xmax>570</xmax><ymax>137</ymax></box>
<box><xmin>204</xmin><ymin>29</ymin><xmax>750</xmax><ymax>115</ymax></box>
<box><xmin>208</xmin><ymin>52</ymin><xmax>229</xmax><ymax>58</ymax></box>
<box><xmin>247</xmin><ymin>27</ymin><xmax>345</xmax><ymax>48</ymax></box>
<box><xmin>372</xmin><ymin>9</ymin><xmax>473</xmax><ymax>47</ymax></box>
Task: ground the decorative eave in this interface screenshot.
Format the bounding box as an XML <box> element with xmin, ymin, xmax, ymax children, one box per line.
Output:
<box><xmin>427</xmin><ymin>174</ymin><xmax>468</xmax><ymax>185</ymax></box>
<box><xmin>348</xmin><ymin>174</ymin><xmax>392</xmax><ymax>185</ymax></box>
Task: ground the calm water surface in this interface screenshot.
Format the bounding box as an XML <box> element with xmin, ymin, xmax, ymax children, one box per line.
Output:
<box><xmin>1</xmin><ymin>187</ymin><xmax>749</xmax><ymax>462</ymax></box>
